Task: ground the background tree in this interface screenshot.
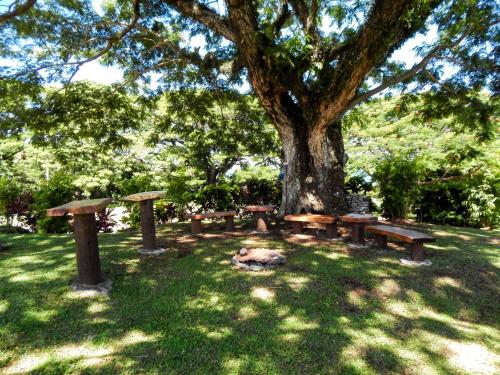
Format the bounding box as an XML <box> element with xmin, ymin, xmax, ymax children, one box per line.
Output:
<box><xmin>1</xmin><ymin>0</ymin><xmax>498</xmax><ymax>215</ymax></box>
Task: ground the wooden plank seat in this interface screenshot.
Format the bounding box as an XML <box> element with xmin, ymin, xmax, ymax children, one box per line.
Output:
<box><xmin>284</xmin><ymin>214</ymin><xmax>338</xmax><ymax>238</ymax></box>
<box><xmin>189</xmin><ymin>211</ymin><xmax>237</xmax><ymax>233</ymax></box>
<box><xmin>366</xmin><ymin>225</ymin><xmax>435</xmax><ymax>261</ymax></box>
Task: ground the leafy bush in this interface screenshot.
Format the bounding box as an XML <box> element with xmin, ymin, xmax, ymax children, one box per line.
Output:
<box><xmin>6</xmin><ymin>192</ymin><xmax>37</xmax><ymax>231</ymax></box>
<box><xmin>417</xmin><ymin>172</ymin><xmax>499</xmax><ymax>228</ymax></box>
<box><xmin>0</xmin><ymin>177</ymin><xmax>21</xmax><ymax>224</ymax></box>
<box><xmin>239</xmin><ymin>178</ymin><xmax>281</xmax><ymax>206</ymax></box>
<box><xmin>154</xmin><ymin>200</ymin><xmax>179</xmax><ymax>223</ymax></box>
<box><xmin>96</xmin><ymin>208</ymin><xmax>117</xmax><ymax>233</ymax></box>
<box><xmin>194</xmin><ymin>183</ymin><xmax>239</xmax><ymax>211</ymax></box>
<box><xmin>345</xmin><ymin>173</ymin><xmax>373</xmax><ymax>194</ymax></box>
<box><xmin>374</xmin><ymin>155</ymin><xmax>422</xmax><ymax>219</ymax></box>
<box><xmin>33</xmin><ymin>173</ymin><xmax>77</xmax><ymax>233</ymax></box>
<box><xmin>463</xmin><ymin>173</ymin><xmax>499</xmax><ymax>227</ymax></box>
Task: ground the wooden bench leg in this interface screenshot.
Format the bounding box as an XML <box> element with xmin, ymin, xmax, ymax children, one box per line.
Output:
<box><xmin>291</xmin><ymin>222</ymin><xmax>303</xmax><ymax>234</ymax></box>
<box><xmin>351</xmin><ymin>223</ymin><xmax>366</xmax><ymax>244</ymax></box>
<box><xmin>374</xmin><ymin>234</ymin><xmax>387</xmax><ymax>248</ymax></box>
<box><xmin>410</xmin><ymin>241</ymin><xmax>425</xmax><ymax>261</ymax></box>
<box><xmin>224</xmin><ymin>216</ymin><xmax>235</xmax><ymax>232</ymax></box>
<box><xmin>325</xmin><ymin>222</ymin><xmax>338</xmax><ymax>238</ymax></box>
<box><xmin>191</xmin><ymin>219</ymin><xmax>202</xmax><ymax>234</ymax></box>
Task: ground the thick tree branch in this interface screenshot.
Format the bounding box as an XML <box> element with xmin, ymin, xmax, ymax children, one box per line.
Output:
<box><xmin>315</xmin><ymin>0</ymin><xmax>443</xmax><ymax>131</ymax></box>
<box><xmin>290</xmin><ymin>0</ymin><xmax>319</xmax><ymax>42</ymax></box>
<box><xmin>161</xmin><ymin>0</ymin><xmax>236</xmax><ymax>43</ymax></box>
<box><xmin>0</xmin><ymin>0</ymin><xmax>36</xmax><ymax>26</ymax></box>
<box><xmin>272</xmin><ymin>1</ymin><xmax>291</xmax><ymax>37</ymax></box>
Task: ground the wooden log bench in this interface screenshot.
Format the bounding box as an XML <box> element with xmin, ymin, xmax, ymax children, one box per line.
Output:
<box><xmin>366</xmin><ymin>224</ymin><xmax>435</xmax><ymax>261</ymax></box>
<box><xmin>189</xmin><ymin>211</ymin><xmax>237</xmax><ymax>234</ymax></box>
<box><xmin>284</xmin><ymin>214</ymin><xmax>338</xmax><ymax>238</ymax></box>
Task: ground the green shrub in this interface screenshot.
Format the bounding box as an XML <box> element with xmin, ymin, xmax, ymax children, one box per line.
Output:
<box><xmin>416</xmin><ymin>172</ymin><xmax>499</xmax><ymax>228</ymax></box>
<box><xmin>33</xmin><ymin>173</ymin><xmax>76</xmax><ymax>233</ymax></box>
<box><xmin>374</xmin><ymin>155</ymin><xmax>422</xmax><ymax>219</ymax></box>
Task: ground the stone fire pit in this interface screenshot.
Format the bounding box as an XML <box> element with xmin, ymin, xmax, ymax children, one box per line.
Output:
<box><xmin>232</xmin><ymin>248</ymin><xmax>286</xmax><ymax>271</ymax></box>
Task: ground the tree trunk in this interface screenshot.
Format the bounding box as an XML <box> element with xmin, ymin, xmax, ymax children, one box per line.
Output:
<box><xmin>279</xmin><ymin>120</ymin><xmax>347</xmax><ymax>216</ymax></box>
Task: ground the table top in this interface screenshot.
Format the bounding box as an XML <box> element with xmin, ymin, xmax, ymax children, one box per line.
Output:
<box><xmin>284</xmin><ymin>214</ymin><xmax>336</xmax><ymax>224</ymax></box>
<box><xmin>189</xmin><ymin>211</ymin><xmax>237</xmax><ymax>220</ymax></box>
<box><xmin>339</xmin><ymin>213</ymin><xmax>377</xmax><ymax>223</ymax></box>
<box><xmin>47</xmin><ymin>198</ymin><xmax>112</xmax><ymax>217</ymax></box>
<box><xmin>245</xmin><ymin>205</ymin><xmax>276</xmax><ymax>212</ymax></box>
<box><xmin>122</xmin><ymin>191</ymin><xmax>166</xmax><ymax>202</ymax></box>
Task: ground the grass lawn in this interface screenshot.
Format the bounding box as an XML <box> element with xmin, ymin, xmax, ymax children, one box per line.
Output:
<box><xmin>0</xmin><ymin>221</ymin><xmax>499</xmax><ymax>374</ymax></box>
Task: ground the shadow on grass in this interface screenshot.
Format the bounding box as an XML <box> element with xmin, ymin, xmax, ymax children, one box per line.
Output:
<box><xmin>0</xmin><ymin>222</ymin><xmax>498</xmax><ymax>374</ymax></box>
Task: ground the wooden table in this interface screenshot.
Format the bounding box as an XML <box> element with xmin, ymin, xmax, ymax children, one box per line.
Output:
<box><xmin>245</xmin><ymin>205</ymin><xmax>275</xmax><ymax>232</ymax></box>
<box><xmin>47</xmin><ymin>198</ymin><xmax>112</xmax><ymax>287</ymax></box>
<box><xmin>340</xmin><ymin>213</ymin><xmax>377</xmax><ymax>244</ymax></box>
<box><xmin>122</xmin><ymin>191</ymin><xmax>166</xmax><ymax>254</ymax></box>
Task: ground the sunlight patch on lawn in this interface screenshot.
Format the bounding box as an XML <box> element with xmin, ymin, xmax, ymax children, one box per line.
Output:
<box><xmin>280</xmin><ymin>315</ymin><xmax>319</xmax><ymax>331</ymax></box>
<box><xmin>195</xmin><ymin>325</ymin><xmax>232</xmax><ymax>340</ymax></box>
<box><xmin>0</xmin><ymin>300</ymin><xmax>8</xmax><ymax>313</ymax></box>
<box><xmin>250</xmin><ymin>287</ymin><xmax>275</xmax><ymax>302</ymax></box>
<box><xmin>433</xmin><ymin>276</ymin><xmax>462</xmax><ymax>289</ymax></box>
<box><xmin>283</xmin><ymin>275</ymin><xmax>310</xmax><ymax>292</ymax></box>
<box><xmin>87</xmin><ymin>301</ymin><xmax>109</xmax><ymax>314</ymax></box>
<box><xmin>4</xmin><ymin>330</ymin><xmax>157</xmax><ymax>374</ymax></box>
<box><xmin>237</xmin><ymin>306</ymin><xmax>258</xmax><ymax>321</ymax></box>
<box><xmin>446</xmin><ymin>340</ymin><xmax>499</xmax><ymax>374</ymax></box>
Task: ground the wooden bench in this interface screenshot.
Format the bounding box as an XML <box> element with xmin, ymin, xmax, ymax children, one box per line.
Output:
<box><xmin>189</xmin><ymin>211</ymin><xmax>237</xmax><ymax>233</ymax></box>
<box><xmin>366</xmin><ymin>225</ymin><xmax>435</xmax><ymax>261</ymax></box>
<box><xmin>284</xmin><ymin>214</ymin><xmax>338</xmax><ymax>238</ymax></box>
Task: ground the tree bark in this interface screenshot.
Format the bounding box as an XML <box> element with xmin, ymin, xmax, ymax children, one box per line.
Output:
<box><xmin>279</xmin><ymin>120</ymin><xmax>347</xmax><ymax>216</ymax></box>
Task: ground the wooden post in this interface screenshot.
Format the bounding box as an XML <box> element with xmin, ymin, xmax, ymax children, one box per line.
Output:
<box><xmin>256</xmin><ymin>211</ymin><xmax>268</xmax><ymax>232</ymax></box>
<box><xmin>325</xmin><ymin>222</ymin><xmax>338</xmax><ymax>238</ymax></box>
<box><xmin>73</xmin><ymin>213</ymin><xmax>102</xmax><ymax>285</ymax></box>
<box><xmin>140</xmin><ymin>199</ymin><xmax>156</xmax><ymax>250</ymax></box>
<box><xmin>224</xmin><ymin>216</ymin><xmax>235</xmax><ymax>232</ymax></box>
<box><xmin>191</xmin><ymin>219</ymin><xmax>202</xmax><ymax>234</ymax></box>
<box><xmin>374</xmin><ymin>234</ymin><xmax>387</xmax><ymax>248</ymax></box>
<box><xmin>291</xmin><ymin>222</ymin><xmax>303</xmax><ymax>234</ymax></box>
<box><xmin>351</xmin><ymin>223</ymin><xmax>366</xmax><ymax>244</ymax></box>
<box><xmin>410</xmin><ymin>241</ymin><xmax>425</xmax><ymax>261</ymax></box>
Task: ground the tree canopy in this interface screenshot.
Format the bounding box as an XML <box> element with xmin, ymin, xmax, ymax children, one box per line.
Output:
<box><xmin>1</xmin><ymin>0</ymin><xmax>498</xmax><ymax>214</ymax></box>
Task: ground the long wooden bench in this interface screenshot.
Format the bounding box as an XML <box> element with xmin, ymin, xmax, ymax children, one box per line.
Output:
<box><xmin>284</xmin><ymin>214</ymin><xmax>338</xmax><ymax>238</ymax></box>
<box><xmin>189</xmin><ymin>211</ymin><xmax>237</xmax><ymax>233</ymax></box>
<box><xmin>366</xmin><ymin>225</ymin><xmax>435</xmax><ymax>261</ymax></box>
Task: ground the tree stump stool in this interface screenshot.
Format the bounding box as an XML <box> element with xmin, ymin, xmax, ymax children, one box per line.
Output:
<box><xmin>245</xmin><ymin>205</ymin><xmax>275</xmax><ymax>232</ymax></box>
<box><xmin>122</xmin><ymin>191</ymin><xmax>166</xmax><ymax>255</ymax></box>
<box><xmin>340</xmin><ymin>214</ymin><xmax>377</xmax><ymax>244</ymax></box>
<box><xmin>47</xmin><ymin>198</ymin><xmax>112</xmax><ymax>292</ymax></box>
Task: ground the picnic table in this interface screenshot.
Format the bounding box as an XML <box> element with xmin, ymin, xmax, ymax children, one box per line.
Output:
<box><xmin>245</xmin><ymin>205</ymin><xmax>275</xmax><ymax>232</ymax></box>
<box><xmin>122</xmin><ymin>191</ymin><xmax>166</xmax><ymax>255</ymax></box>
<box><xmin>339</xmin><ymin>213</ymin><xmax>377</xmax><ymax>244</ymax></box>
<box><xmin>47</xmin><ymin>198</ymin><xmax>112</xmax><ymax>287</ymax></box>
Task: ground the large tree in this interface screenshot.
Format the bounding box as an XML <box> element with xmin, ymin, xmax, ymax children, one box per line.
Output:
<box><xmin>1</xmin><ymin>0</ymin><xmax>498</xmax><ymax>214</ymax></box>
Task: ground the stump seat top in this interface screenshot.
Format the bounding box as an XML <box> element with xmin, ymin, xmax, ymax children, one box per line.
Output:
<box><xmin>122</xmin><ymin>191</ymin><xmax>166</xmax><ymax>202</ymax></box>
<box><xmin>47</xmin><ymin>198</ymin><xmax>112</xmax><ymax>217</ymax></box>
<box><xmin>284</xmin><ymin>214</ymin><xmax>336</xmax><ymax>224</ymax></box>
<box><xmin>189</xmin><ymin>211</ymin><xmax>237</xmax><ymax>220</ymax></box>
<box><xmin>340</xmin><ymin>213</ymin><xmax>377</xmax><ymax>223</ymax></box>
<box><xmin>245</xmin><ymin>205</ymin><xmax>275</xmax><ymax>212</ymax></box>
<box><xmin>367</xmin><ymin>225</ymin><xmax>435</xmax><ymax>244</ymax></box>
